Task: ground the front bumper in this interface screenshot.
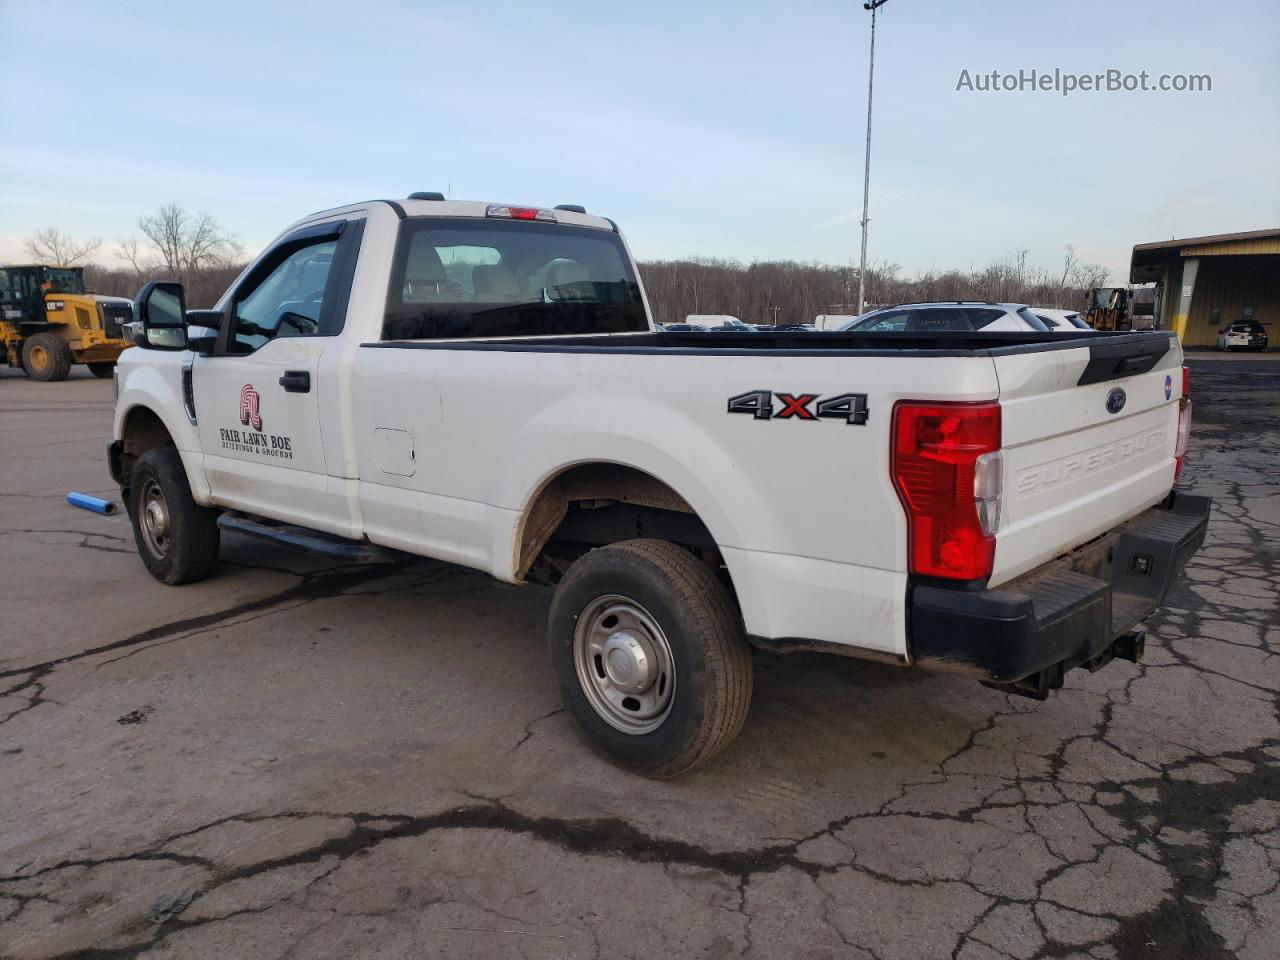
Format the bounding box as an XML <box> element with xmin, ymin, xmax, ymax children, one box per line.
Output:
<box><xmin>909</xmin><ymin>491</ymin><xmax>1211</xmax><ymax>697</ymax></box>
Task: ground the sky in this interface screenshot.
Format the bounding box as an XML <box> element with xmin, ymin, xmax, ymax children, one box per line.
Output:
<box><xmin>2</xmin><ymin>0</ymin><xmax>1277</xmax><ymax>280</ymax></box>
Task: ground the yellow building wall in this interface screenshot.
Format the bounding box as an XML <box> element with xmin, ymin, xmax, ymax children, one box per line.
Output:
<box><xmin>1180</xmin><ymin>237</ymin><xmax>1280</xmax><ymax>257</ymax></box>
<box><xmin>1183</xmin><ymin>255</ymin><xmax>1280</xmax><ymax>348</ymax></box>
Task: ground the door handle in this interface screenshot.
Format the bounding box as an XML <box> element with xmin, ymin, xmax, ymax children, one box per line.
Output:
<box><xmin>279</xmin><ymin>370</ymin><xmax>311</xmax><ymax>393</ymax></box>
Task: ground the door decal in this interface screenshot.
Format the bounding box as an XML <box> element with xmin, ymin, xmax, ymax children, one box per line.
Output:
<box><xmin>239</xmin><ymin>384</ymin><xmax>264</xmax><ymax>431</ymax></box>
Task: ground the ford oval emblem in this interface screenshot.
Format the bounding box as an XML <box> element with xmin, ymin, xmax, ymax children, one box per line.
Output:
<box><xmin>1106</xmin><ymin>387</ymin><xmax>1127</xmax><ymax>414</ymax></box>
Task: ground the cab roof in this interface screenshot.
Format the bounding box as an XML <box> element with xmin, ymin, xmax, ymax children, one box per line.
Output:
<box><xmin>297</xmin><ymin>197</ymin><xmax>616</xmax><ymax>233</ymax></box>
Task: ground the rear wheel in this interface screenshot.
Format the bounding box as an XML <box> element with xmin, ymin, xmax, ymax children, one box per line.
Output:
<box><xmin>548</xmin><ymin>539</ymin><xmax>752</xmax><ymax>777</ymax></box>
<box><xmin>127</xmin><ymin>448</ymin><xmax>221</xmax><ymax>584</ymax></box>
<box><xmin>88</xmin><ymin>362</ymin><xmax>116</xmax><ymax>378</ymax></box>
<box><xmin>21</xmin><ymin>333</ymin><xmax>74</xmax><ymax>381</ymax></box>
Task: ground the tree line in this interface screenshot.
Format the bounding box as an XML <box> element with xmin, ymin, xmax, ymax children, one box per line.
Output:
<box><xmin>23</xmin><ymin>209</ymin><xmax>1111</xmax><ymax>320</ymax></box>
<box><xmin>640</xmin><ymin>246</ymin><xmax>1111</xmax><ymax>326</ymax></box>
<box><xmin>23</xmin><ymin>205</ymin><xmax>244</xmax><ymax>309</ymax></box>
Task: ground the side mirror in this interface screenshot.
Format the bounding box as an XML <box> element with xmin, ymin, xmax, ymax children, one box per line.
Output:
<box><xmin>185</xmin><ymin>309</ymin><xmax>222</xmax><ymax>356</ymax></box>
<box><xmin>130</xmin><ymin>281</ymin><xmax>187</xmax><ymax>350</ymax></box>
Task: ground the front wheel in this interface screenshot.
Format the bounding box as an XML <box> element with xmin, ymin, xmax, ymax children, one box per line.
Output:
<box><xmin>21</xmin><ymin>333</ymin><xmax>73</xmax><ymax>381</ymax></box>
<box><xmin>127</xmin><ymin>447</ymin><xmax>221</xmax><ymax>584</ymax></box>
<box><xmin>548</xmin><ymin>539</ymin><xmax>752</xmax><ymax>777</ymax></box>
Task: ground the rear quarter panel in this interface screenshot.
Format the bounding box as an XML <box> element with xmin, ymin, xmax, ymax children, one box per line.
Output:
<box><xmin>351</xmin><ymin>344</ymin><xmax>1000</xmax><ymax>656</ymax></box>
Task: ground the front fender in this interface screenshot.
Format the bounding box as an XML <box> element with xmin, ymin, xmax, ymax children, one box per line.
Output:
<box><xmin>113</xmin><ymin>352</ymin><xmax>212</xmax><ymax>504</ymax></box>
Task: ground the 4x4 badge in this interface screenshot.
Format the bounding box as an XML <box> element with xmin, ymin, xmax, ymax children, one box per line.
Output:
<box><xmin>728</xmin><ymin>390</ymin><xmax>869</xmax><ymax>424</ymax></box>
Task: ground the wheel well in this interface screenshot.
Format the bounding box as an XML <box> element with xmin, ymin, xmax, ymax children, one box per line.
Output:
<box><xmin>516</xmin><ymin>463</ymin><xmax>720</xmax><ymax>583</ymax></box>
<box><xmin>116</xmin><ymin>407</ymin><xmax>175</xmax><ymax>487</ymax></box>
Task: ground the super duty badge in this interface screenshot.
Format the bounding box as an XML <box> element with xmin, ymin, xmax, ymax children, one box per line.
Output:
<box><xmin>727</xmin><ymin>390</ymin><xmax>869</xmax><ymax>424</ymax></box>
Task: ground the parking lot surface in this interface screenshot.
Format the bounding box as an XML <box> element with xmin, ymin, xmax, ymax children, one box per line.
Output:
<box><xmin>1</xmin><ymin>356</ymin><xmax>1277</xmax><ymax>960</ymax></box>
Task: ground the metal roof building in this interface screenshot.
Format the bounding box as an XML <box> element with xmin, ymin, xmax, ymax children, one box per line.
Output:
<box><xmin>1130</xmin><ymin>228</ymin><xmax>1280</xmax><ymax>349</ymax></box>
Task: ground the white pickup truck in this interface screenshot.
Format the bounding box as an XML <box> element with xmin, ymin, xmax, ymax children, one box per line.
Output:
<box><xmin>110</xmin><ymin>195</ymin><xmax>1210</xmax><ymax>776</ymax></box>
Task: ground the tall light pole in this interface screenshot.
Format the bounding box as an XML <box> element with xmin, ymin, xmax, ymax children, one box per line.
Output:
<box><xmin>857</xmin><ymin>0</ymin><xmax>888</xmax><ymax>316</ymax></box>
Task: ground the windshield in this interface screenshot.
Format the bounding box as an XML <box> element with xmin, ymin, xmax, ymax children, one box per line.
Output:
<box><xmin>44</xmin><ymin>268</ymin><xmax>86</xmax><ymax>295</ymax></box>
<box><xmin>382</xmin><ymin>219</ymin><xmax>647</xmax><ymax>340</ymax></box>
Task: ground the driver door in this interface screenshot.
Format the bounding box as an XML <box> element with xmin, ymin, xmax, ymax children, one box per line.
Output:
<box><xmin>193</xmin><ymin>218</ymin><xmax>360</xmax><ymax>529</ymax></box>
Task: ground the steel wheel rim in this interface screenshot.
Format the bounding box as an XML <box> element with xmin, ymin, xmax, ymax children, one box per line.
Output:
<box><xmin>573</xmin><ymin>594</ymin><xmax>676</xmax><ymax>735</ymax></box>
<box><xmin>30</xmin><ymin>345</ymin><xmax>47</xmax><ymax>370</ymax></box>
<box><xmin>139</xmin><ymin>479</ymin><xmax>170</xmax><ymax>560</ymax></box>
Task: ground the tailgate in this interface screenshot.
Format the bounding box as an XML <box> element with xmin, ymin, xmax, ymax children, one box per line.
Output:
<box><xmin>990</xmin><ymin>334</ymin><xmax>1183</xmax><ymax>586</ymax></box>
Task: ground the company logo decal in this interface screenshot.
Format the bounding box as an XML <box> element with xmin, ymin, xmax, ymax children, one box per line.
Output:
<box><xmin>220</xmin><ymin>383</ymin><xmax>293</xmax><ymax>460</ymax></box>
<box><xmin>727</xmin><ymin>390</ymin><xmax>869</xmax><ymax>425</ymax></box>
<box><xmin>1164</xmin><ymin>373</ymin><xmax>1173</xmax><ymax>400</ymax></box>
<box><xmin>239</xmin><ymin>384</ymin><xmax>263</xmax><ymax>431</ymax></box>
<box><xmin>1105</xmin><ymin>387</ymin><xmax>1127</xmax><ymax>414</ymax></box>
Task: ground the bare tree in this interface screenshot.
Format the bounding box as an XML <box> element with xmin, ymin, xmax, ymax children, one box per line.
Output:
<box><xmin>1070</xmin><ymin>261</ymin><xmax>1111</xmax><ymax>292</ymax></box>
<box><xmin>135</xmin><ymin>203</ymin><xmax>243</xmax><ymax>275</ymax></box>
<box><xmin>23</xmin><ymin>228</ymin><xmax>102</xmax><ymax>266</ymax></box>
<box><xmin>115</xmin><ymin>236</ymin><xmax>149</xmax><ymax>276</ymax></box>
<box><xmin>1060</xmin><ymin>244</ymin><xmax>1080</xmax><ymax>288</ymax></box>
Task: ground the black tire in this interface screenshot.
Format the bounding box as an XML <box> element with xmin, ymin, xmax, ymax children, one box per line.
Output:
<box><xmin>548</xmin><ymin>539</ymin><xmax>752</xmax><ymax>777</ymax></box>
<box><xmin>21</xmin><ymin>333</ymin><xmax>74</xmax><ymax>382</ymax></box>
<box><xmin>127</xmin><ymin>447</ymin><xmax>221</xmax><ymax>585</ymax></box>
<box><xmin>88</xmin><ymin>362</ymin><xmax>116</xmax><ymax>378</ymax></box>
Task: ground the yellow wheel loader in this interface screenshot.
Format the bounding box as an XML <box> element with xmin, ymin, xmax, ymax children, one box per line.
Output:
<box><xmin>0</xmin><ymin>265</ymin><xmax>131</xmax><ymax>381</ymax></box>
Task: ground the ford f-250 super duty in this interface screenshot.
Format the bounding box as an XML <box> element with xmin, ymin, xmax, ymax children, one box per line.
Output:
<box><xmin>109</xmin><ymin>194</ymin><xmax>1210</xmax><ymax>776</ymax></box>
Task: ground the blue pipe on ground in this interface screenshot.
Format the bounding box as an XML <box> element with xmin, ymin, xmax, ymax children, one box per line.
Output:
<box><xmin>66</xmin><ymin>492</ymin><xmax>119</xmax><ymax>516</ymax></box>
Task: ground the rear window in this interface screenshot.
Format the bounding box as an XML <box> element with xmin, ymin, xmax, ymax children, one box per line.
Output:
<box><xmin>966</xmin><ymin>308</ymin><xmax>1007</xmax><ymax>329</ymax></box>
<box><xmin>1017</xmin><ymin>307</ymin><xmax>1050</xmax><ymax>331</ymax></box>
<box><xmin>382</xmin><ymin>218</ymin><xmax>647</xmax><ymax>340</ymax></box>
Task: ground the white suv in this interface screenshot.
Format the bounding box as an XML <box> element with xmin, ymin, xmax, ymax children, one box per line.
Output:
<box><xmin>841</xmin><ymin>302</ymin><xmax>1052</xmax><ymax>333</ymax></box>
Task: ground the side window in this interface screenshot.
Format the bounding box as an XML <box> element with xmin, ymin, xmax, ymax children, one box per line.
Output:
<box><xmin>230</xmin><ymin>240</ymin><xmax>337</xmax><ymax>354</ymax></box>
<box><xmin>857</xmin><ymin>310</ymin><xmax>909</xmax><ymax>332</ymax></box>
<box><xmin>910</xmin><ymin>309</ymin><xmax>971</xmax><ymax>332</ymax></box>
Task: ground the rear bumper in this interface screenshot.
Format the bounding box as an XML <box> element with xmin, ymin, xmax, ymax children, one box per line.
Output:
<box><xmin>909</xmin><ymin>491</ymin><xmax>1211</xmax><ymax>696</ymax></box>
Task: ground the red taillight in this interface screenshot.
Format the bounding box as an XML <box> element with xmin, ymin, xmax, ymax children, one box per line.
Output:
<box><xmin>509</xmin><ymin>207</ymin><xmax>539</xmax><ymax>220</ymax></box>
<box><xmin>1174</xmin><ymin>364</ymin><xmax>1191</xmax><ymax>481</ymax></box>
<box><xmin>892</xmin><ymin>401</ymin><xmax>1002</xmax><ymax>580</ymax></box>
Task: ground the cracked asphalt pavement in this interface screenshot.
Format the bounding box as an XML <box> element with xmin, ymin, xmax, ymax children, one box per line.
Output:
<box><xmin>1</xmin><ymin>356</ymin><xmax>1277</xmax><ymax>960</ymax></box>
